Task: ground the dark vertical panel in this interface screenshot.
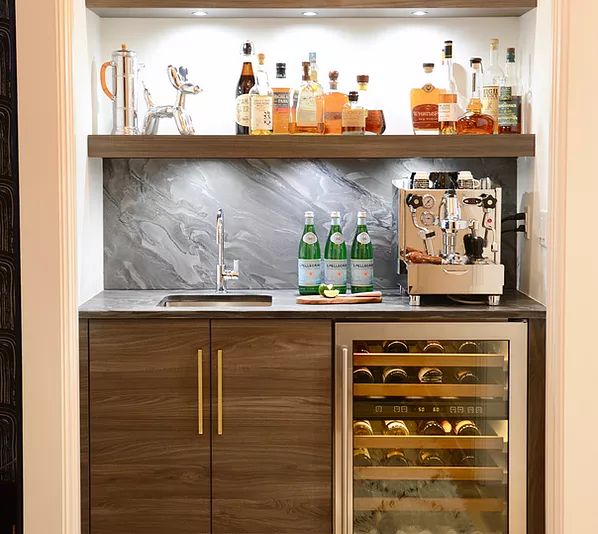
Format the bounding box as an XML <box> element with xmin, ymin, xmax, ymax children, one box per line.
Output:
<box><xmin>0</xmin><ymin>0</ymin><xmax>22</xmax><ymax>532</ymax></box>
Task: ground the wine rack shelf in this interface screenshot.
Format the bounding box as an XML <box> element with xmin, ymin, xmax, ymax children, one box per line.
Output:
<box><xmin>353</xmin><ymin>497</ymin><xmax>505</xmax><ymax>512</ymax></box>
<box><xmin>87</xmin><ymin>134</ymin><xmax>536</xmax><ymax>159</ymax></box>
<box><xmin>353</xmin><ymin>435</ymin><xmax>504</xmax><ymax>450</ymax></box>
<box><xmin>354</xmin><ymin>466</ymin><xmax>505</xmax><ymax>481</ymax></box>
<box><xmin>353</xmin><ymin>383</ymin><xmax>505</xmax><ymax>398</ymax></box>
<box><xmin>353</xmin><ymin>353</ymin><xmax>506</xmax><ymax>368</ymax></box>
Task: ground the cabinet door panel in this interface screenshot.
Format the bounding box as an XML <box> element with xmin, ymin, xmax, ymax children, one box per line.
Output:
<box><xmin>211</xmin><ymin>319</ymin><xmax>333</xmax><ymax>534</ymax></box>
<box><xmin>89</xmin><ymin>319</ymin><xmax>210</xmax><ymax>534</ymax></box>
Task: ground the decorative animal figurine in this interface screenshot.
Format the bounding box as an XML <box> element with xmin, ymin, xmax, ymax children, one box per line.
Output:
<box><xmin>143</xmin><ymin>65</ymin><xmax>202</xmax><ymax>135</ymax></box>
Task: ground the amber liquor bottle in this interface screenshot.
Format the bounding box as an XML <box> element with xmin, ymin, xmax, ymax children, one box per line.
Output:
<box><xmin>272</xmin><ymin>63</ymin><xmax>291</xmax><ymax>134</ymax></box>
<box><xmin>456</xmin><ymin>58</ymin><xmax>495</xmax><ymax>135</ymax></box>
<box><xmin>289</xmin><ymin>62</ymin><xmax>325</xmax><ymax>135</ymax></box>
<box><xmin>324</xmin><ymin>70</ymin><xmax>348</xmax><ymax>134</ymax></box>
<box><xmin>235</xmin><ymin>41</ymin><xmax>256</xmax><ymax>135</ymax></box>
<box><xmin>356</xmin><ymin>74</ymin><xmax>386</xmax><ymax>135</ymax></box>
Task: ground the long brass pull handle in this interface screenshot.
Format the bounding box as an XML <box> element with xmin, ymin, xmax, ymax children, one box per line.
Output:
<box><xmin>197</xmin><ymin>349</ymin><xmax>203</xmax><ymax>435</ymax></box>
<box><xmin>217</xmin><ymin>349</ymin><xmax>223</xmax><ymax>435</ymax></box>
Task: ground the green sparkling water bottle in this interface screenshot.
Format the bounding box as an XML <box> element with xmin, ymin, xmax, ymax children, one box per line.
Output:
<box><xmin>350</xmin><ymin>211</ymin><xmax>374</xmax><ymax>293</ymax></box>
<box><xmin>298</xmin><ymin>211</ymin><xmax>321</xmax><ymax>295</ymax></box>
<box><xmin>324</xmin><ymin>211</ymin><xmax>347</xmax><ymax>294</ymax></box>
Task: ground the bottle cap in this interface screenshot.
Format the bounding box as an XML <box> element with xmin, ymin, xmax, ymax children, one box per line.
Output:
<box><xmin>356</xmin><ymin>74</ymin><xmax>369</xmax><ymax>83</ymax></box>
<box><xmin>257</xmin><ymin>53</ymin><xmax>266</xmax><ymax>65</ymax></box>
<box><xmin>329</xmin><ymin>70</ymin><xmax>339</xmax><ymax>81</ymax></box>
<box><xmin>423</xmin><ymin>62</ymin><xmax>435</xmax><ymax>68</ymax></box>
<box><xmin>507</xmin><ymin>47</ymin><xmax>516</xmax><ymax>62</ymax></box>
<box><xmin>490</xmin><ymin>38</ymin><xmax>499</xmax><ymax>49</ymax></box>
<box><xmin>241</xmin><ymin>40</ymin><xmax>254</xmax><ymax>56</ymax></box>
<box><xmin>309</xmin><ymin>51</ymin><xmax>317</xmax><ymax>63</ymax></box>
<box><xmin>444</xmin><ymin>40</ymin><xmax>453</xmax><ymax>59</ymax></box>
<box><xmin>305</xmin><ymin>211</ymin><xmax>314</xmax><ymax>218</ymax></box>
<box><xmin>470</xmin><ymin>57</ymin><xmax>482</xmax><ymax>65</ymax></box>
<box><xmin>357</xmin><ymin>211</ymin><xmax>367</xmax><ymax>218</ymax></box>
<box><xmin>276</xmin><ymin>62</ymin><xmax>286</xmax><ymax>77</ymax></box>
<box><xmin>348</xmin><ymin>91</ymin><xmax>359</xmax><ymax>101</ymax></box>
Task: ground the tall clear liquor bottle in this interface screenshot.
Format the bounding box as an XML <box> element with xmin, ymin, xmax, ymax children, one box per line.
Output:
<box><xmin>356</xmin><ymin>74</ymin><xmax>386</xmax><ymax>135</ymax></box>
<box><xmin>499</xmin><ymin>47</ymin><xmax>522</xmax><ymax>134</ymax></box>
<box><xmin>289</xmin><ymin>62</ymin><xmax>325</xmax><ymax>135</ymax></box>
<box><xmin>456</xmin><ymin>58</ymin><xmax>495</xmax><ymax>135</ymax></box>
<box><xmin>350</xmin><ymin>211</ymin><xmax>374</xmax><ymax>293</ymax></box>
<box><xmin>272</xmin><ymin>62</ymin><xmax>291</xmax><ymax>134</ymax></box>
<box><xmin>439</xmin><ymin>40</ymin><xmax>459</xmax><ymax>135</ymax></box>
<box><xmin>324</xmin><ymin>211</ymin><xmax>347</xmax><ymax>294</ymax></box>
<box><xmin>235</xmin><ymin>41</ymin><xmax>256</xmax><ymax>135</ymax></box>
<box><xmin>309</xmin><ymin>51</ymin><xmax>319</xmax><ymax>82</ymax></box>
<box><xmin>482</xmin><ymin>38</ymin><xmax>504</xmax><ymax>134</ymax></box>
<box><xmin>298</xmin><ymin>211</ymin><xmax>322</xmax><ymax>295</ymax></box>
<box><xmin>249</xmin><ymin>53</ymin><xmax>273</xmax><ymax>135</ymax></box>
<box><xmin>324</xmin><ymin>70</ymin><xmax>348</xmax><ymax>134</ymax></box>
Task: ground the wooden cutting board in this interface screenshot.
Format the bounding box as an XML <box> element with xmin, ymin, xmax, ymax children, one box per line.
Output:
<box><xmin>296</xmin><ymin>291</ymin><xmax>383</xmax><ymax>305</ymax></box>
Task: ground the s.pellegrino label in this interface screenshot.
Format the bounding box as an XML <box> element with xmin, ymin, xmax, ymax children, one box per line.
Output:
<box><xmin>350</xmin><ymin>212</ymin><xmax>374</xmax><ymax>293</ymax></box>
<box><xmin>324</xmin><ymin>214</ymin><xmax>347</xmax><ymax>293</ymax></box>
<box><xmin>298</xmin><ymin>211</ymin><xmax>321</xmax><ymax>295</ymax></box>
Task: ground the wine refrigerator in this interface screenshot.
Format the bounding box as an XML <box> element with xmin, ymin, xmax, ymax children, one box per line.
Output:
<box><xmin>335</xmin><ymin>322</ymin><xmax>527</xmax><ymax>534</ymax></box>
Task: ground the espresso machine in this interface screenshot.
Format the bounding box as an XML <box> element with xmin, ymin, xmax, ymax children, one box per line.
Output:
<box><xmin>394</xmin><ymin>171</ymin><xmax>504</xmax><ymax>306</ymax></box>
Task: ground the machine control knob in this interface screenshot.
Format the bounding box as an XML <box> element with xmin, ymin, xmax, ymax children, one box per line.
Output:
<box><xmin>406</xmin><ymin>194</ymin><xmax>423</xmax><ymax>209</ymax></box>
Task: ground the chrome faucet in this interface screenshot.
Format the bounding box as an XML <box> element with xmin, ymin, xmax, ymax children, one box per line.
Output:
<box><xmin>216</xmin><ymin>208</ymin><xmax>240</xmax><ymax>292</ymax></box>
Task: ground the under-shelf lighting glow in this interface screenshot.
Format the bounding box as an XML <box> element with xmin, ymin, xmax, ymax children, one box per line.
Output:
<box><xmin>411</xmin><ymin>10</ymin><xmax>429</xmax><ymax>16</ymax></box>
<box><xmin>302</xmin><ymin>11</ymin><xmax>318</xmax><ymax>16</ymax></box>
<box><xmin>192</xmin><ymin>10</ymin><xmax>208</xmax><ymax>16</ymax></box>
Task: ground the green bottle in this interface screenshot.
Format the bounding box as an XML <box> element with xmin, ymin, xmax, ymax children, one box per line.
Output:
<box><xmin>350</xmin><ymin>211</ymin><xmax>374</xmax><ymax>293</ymax></box>
<box><xmin>298</xmin><ymin>211</ymin><xmax>321</xmax><ymax>295</ymax></box>
<box><xmin>324</xmin><ymin>211</ymin><xmax>347</xmax><ymax>294</ymax></box>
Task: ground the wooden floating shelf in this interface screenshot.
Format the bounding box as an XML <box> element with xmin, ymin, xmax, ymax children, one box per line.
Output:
<box><xmin>88</xmin><ymin>134</ymin><xmax>536</xmax><ymax>159</ymax></box>
<box><xmin>354</xmin><ymin>352</ymin><xmax>506</xmax><ymax>368</ymax></box>
<box><xmin>353</xmin><ymin>383</ymin><xmax>505</xmax><ymax>398</ymax></box>
<box><xmin>354</xmin><ymin>466</ymin><xmax>505</xmax><ymax>481</ymax></box>
<box><xmin>353</xmin><ymin>435</ymin><xmax>504</xmax><ymax>450</ymax></box>
<box><xmin>353</xmin><ymin>497</ymin><xmax>504</xmax><ymax>512</ymax></box>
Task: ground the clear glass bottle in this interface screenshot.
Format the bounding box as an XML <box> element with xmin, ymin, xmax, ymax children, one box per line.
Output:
<box><xmin>482</xmin><ymin>38</ymin><xmax>504</xmax><ymax>134</ymax></box>
<box><xmin>272</xmin><ymin>62</ymin><xmax>291</xmax><ymax>134</ymax></box>
<box><xmin>324</xmin><ymin>211</ymin><xmax>347</xmax><ymax>293</ymax></box>
<box><xmin>499</xmin><ymin>47</ymin><xmax>522</xmax><ymax>134</ymax></box>
<box><xmin>235</xmin><ymin>40</ymin><xmax>255</xmax><ymax>135</ymax></box>
<box><xmin>439</xmin><ymin>40</ymin><xmax>459</xmax><ymax>135</ymax></box>
<box><xmin>249</xmin><ymin>53</ymin><xmax>273</xmax><ymax>135</ymax></box>
<box><xmin>309</xmin><ymin>51</ymin><xmax>319</xmax><ymax>82</ymax></box>
<box><xmin>456</xmin><ymin>58</ymin><xmax>495</xmax><ymax>135</ymax></box>
<box><xmin>341</xmin><ymin>91</ymin><xmax>366</xmax><ymax>135</ymax></box>
<box><xmin>350</xmin><ymin>211</ymin><xmax>374</xmax><ymax>293</ymax></box>
<box><xmin>356</xmin><ymin>74</ymin><xmax>386</xmax><ymax>135</ymax></box>
<box><xmin>324</xmin><ymin>70</ymin><xmax>348</xmax><ymax>134</ymax></box>
<box><xmin>298</xmin><ymin>211</ymin><xmax>321</xmax><ymax>295</ymax></box>
<box><xmin>410</xmin><ymin>63</ymin><xmax>441</xmax><ymax>135</ymax></box>
<box><xmin>289</xmin><ymin>62</ymin><xmax>325</xmax><ymax>135</ymax></box>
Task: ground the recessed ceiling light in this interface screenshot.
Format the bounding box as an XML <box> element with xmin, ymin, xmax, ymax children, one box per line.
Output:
<box><xmin>192</xmin><ymin>10</ymin><xmax>208</xmax><ymax>16</ymax></box>
<box><xmin>302</xmin><ymin>11</ymin><xmax>318</xmax><ymax>16</ymax></box>
<box><xmin>411</xmin><ymin>10</ymin><xmax>428</xmax><ymax>16</ymax></box>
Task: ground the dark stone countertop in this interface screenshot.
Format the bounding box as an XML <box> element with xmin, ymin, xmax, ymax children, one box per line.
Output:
<box><xmin>79</xmin><ymin>289</ymin><xmax>545</xmax><ymax>320</ymax></box>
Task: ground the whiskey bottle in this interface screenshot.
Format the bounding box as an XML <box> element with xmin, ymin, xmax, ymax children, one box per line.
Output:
<box><xmin>454</xmin><ymin>419</ymin><xmax>481</xmax><ymax>436</ymax></box>
<box><xmin>382</xmin><ymin>367</ymin><xmax>409</xmax><ymax>383</ymax></box>
<box><xmin>342</xmin><ymin>91</ymin><xmax>366</xmax><ymax>135</ymax></box>
<box><xmin>356</xmin><ymin>75</ymin><xmax>386</xmax><ymax>135</ymax></box>
<box><xmin>353</xmin><ymin>367</ymin><xmax>375</xmax><ymax>383</ymax></box>
<box><xmin>354</xmin><ymin>419</ymin><xmax>374</xmax><ymax>436</ymax></box>
<box><xmin>418</xmin><ymin>367</ymin><xmax>443</xmax><ymax>383</ymax></box>
<box><xmin>439</xmin><ymin>41</ymin><xmax>459</xmax><ymax>135</ymax></box>
<box><xmin>324</xmin><ymin>211</ymin><xmax>348</xmax><ymax>293</ymax></box>
<box><xmin>350</xmin><ymin>211</ymin><xmax>374</xmax><ymax>293</ymax></box>
<box><xmin>297</xmin><ymin>211</ymin><xmax>321</xmax><ymax>295</ymax></box>
<box><xmin>289</xmin><ymin>62</ymin><xmax>325</xmax><ymax>134</ymax></box>
<box><xmin>456</xmin><ymin>58</ymin><xmax>495</xmax><ymax>135</ymax></box>
<box><xmin>382</xmin><ymin>340</ymin><xmax>409</xmax><ymax>353</ymax></box>
<box><xmin>249</xmin><ymin>53</ymin><xmax>273</xmax><ymax>135</ymax></box>
<box><xmin>410</xmin><ymin>63</ymin><xmax>441</xmax><ymax>135</ymax></box>
<box><xmin>235</xmin><ymin>40</ymin><xmax>256</xmax><ymax>135</ymax></box>
<box><xmin>482</xmin><ymin>39</ymin><xmax>504</xmax><ymax>134</ymax></box>
<box><xmin>384</xmin><ymin>420</ymin><xmax>410</xmax><ymax>436</ymax></box>
<box><xmin>354</xmin><ymin>447</ymin><xmax>373</xmax><ymax>466</ymax></box>
<box><xmin>324</xmin><ymin>70</ymin><xmax>348</xmax><ymax>134</ymax></box>
<box><xmin>499</xmin><ymin>47</ymin><xmax>522</xmax><ymax>134</ymax></box>
<box><xmin>272</xmin><ymin>63</ymin><xmax>291</xmax><ymax>134</ymax></box>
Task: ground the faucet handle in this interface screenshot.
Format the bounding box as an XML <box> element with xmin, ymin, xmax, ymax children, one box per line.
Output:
<box><xmin>232</xmin><ymin>259</ymin><xmax>240</xmax><ymax>274</ymax></box>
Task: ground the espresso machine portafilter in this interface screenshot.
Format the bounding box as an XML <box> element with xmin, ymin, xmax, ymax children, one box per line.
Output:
<box><xmin>439</xmin><ymin>190</ymin><xmax>469</xmax><ymax>264</ymax></box>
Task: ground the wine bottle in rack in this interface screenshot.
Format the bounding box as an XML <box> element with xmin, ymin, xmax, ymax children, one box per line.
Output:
<box><xmin>382</xmin><ymin>366</ymin><xmax>409</xmax><ymax>383</ymax></box>
<box><xmin>458</xmin><ymin>341</ymin><xmax>481</xmax><ymax>353</ymax></box>
<box><xmin>455</xmin><ymin>369</ymin><xmax>479</xmax><ymax>384</ymax></box>
<box><xmin>354</xmin><ymin>447</ymin><xmax>373</xmax><ymax>466</ymax></box>
<box><xmin>383</xmin><ymin>448</ymin><xmax>410</xmax><ymax>466</ymax></box>
<box><xmin>418</xmin><ymin>449</ymin><xmax>445</xmax><ymax>466</ymax></box>
<box><xmin>353</xmin><ymin>420</ymin><xmax>374</xmax><ymax>436</ymax></box>
<box><xmin>384</xmin><ymin>420</ymin><xmax>409</xmax><ymax>436</ymax></box>
<box><xmin>418</xmin><ymin>419</ymin><xmax>452</xmax><ymax>435</ymax></box>
<box><xmin>454</xmin><ymin>419</ymin><xmax>481</xmax><ymax>436</ymax></box>
<box><xmin>382</xmin><ymin>340</ymin><xmax>409</xmax><ymax>353</ymax></box>
<box><xmin>353</xmin><ymin>367</ymin><xmax>375</xmax><ymax>383</ymax></box>
<box><xmin>418</xmin><ymin>367</ymin><xmax>443</xmax><ymax>383</ymax></box>
<box><xmin>453</xmin><ymin>449</ymin><xmax>477</xmax><ymax>466</ymax></box>
<box><xmin>422</xmin><ymin>341</ymin><xmax>445</xmax><ymax>353</ymax></box>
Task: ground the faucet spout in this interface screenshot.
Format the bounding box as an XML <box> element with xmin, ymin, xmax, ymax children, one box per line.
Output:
<box><xmin>215</xmin><ymin>208</ymin><xmax>240</xmax><ymax>292</ymax></box>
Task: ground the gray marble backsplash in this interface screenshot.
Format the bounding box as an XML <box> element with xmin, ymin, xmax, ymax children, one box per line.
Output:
<box><xmin>104</xmin><ymin>158</ymin><xmax>517</xmax><ymax>290</ymax></box>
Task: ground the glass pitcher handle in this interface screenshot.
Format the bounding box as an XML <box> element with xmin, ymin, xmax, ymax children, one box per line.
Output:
<box><xmin>100</xmin><ymin>60</ymin><xmax>115</xmax><ymax>101</ymax></box>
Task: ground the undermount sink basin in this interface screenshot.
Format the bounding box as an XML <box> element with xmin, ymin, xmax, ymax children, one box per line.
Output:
<box><xmin>158</xmin><ymin>294</ymin><xmax>273</xmax><ymax>308</ymax></box>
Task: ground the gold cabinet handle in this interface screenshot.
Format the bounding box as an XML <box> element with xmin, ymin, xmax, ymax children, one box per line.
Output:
<box><xmin>197</xmin><ymin>349</ymin><xmax>203</xmax><ymax>435</ymax></box>
<box><xmin>217</xmin><ymin>349</ymin><xmax>223</xmax><ymax>435</ymax></box>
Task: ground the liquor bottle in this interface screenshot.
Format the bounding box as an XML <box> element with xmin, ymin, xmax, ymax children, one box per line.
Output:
<box><xmin>354</xmin><ymin>447</ymin><xmax>373</xmax><ymax>466</ymax></box>
<box><xmin>297</xmin><ymin>211</ymin><xmax>321</xmax><ymax>295</ymax></box>
<box><xmin>482</xmin><ymin>38</ymin><xmax>504</xmax><ymax>134</ymax></box>
<box><xmin>384</xmin><ymin>420</ymin><xmax>409</xmax><ymax>436</ymax></box>
<box><xmin>235</xmin><ymin>40</ymin><xmax>256</xmax><ymax>135</ymax></box>
<box><xmin>382</xmin><ymin>340</ymin><xmax>409</xmax><ymax>353</ymax></box>
<box><xmin>418</xmin><ymin>419</ymin><xmax>452</xmax><ymax>435</ymax></box>
<box><xmin>455</xmin><ymin>369</ymin><xmax>479</xmax><ymax>384</ymax></box>
<box><xmin>418</xmin><ymin>449</ymin><xmax>445</xmax><ymax>466</ymax></box>
<box><xmin>353</xmin><ymin>367</ymin><xmax>375</xmax><ymax>383</ymax></box>
<box><xmin>272</xmin><ymin>62</ymin><xmax>291</xmax><ymax>134</ymax></box>
<box><xmin>439</xmin><ymin>40</ymin><xmax>458</xmax><ymax>135</ymax></box>
<box><xmin>356</xmin><ymin>75</ymin><xmax>386</xmax><ymax>135</ymax></box>
<box><xmin>410</xmin><ymin>63</ymin><xmax>441</xmax><ymax>135</ymax></box>
<box><xmin>382</xmin><ymin>367</ymin><xmax>409</xmax><ymax>383</ymax></box>
<box><xmin>249</xmin><ymin>53</ymin><xmax>273</xmax><ymax>135</ymax></box>
<box><xmin>454</xmin><ymin>420</ymin><xmax>481</xmax><ymax>436</ymax></box>
<box><xmin>309</xmin><ymin>51</ymin><xmax>319</xmax><ymax>82</ymax></box>
<box><xmin>324</xmin><ymin>70</ymin><xmax>348</xmax><ymax>134</ymax></box>
<box><xmin>289</xmin><ymin>62</ymin><xmax>325</xmax><ymax>134</ymax></box>
<box><xmin>456</xmin><ymin>58</ymin><xmax>495</xmax><ymax>135</ymax></box>
<box><xmin>354</xmin><ymin>419</ymin><xmax>374</xmax><ymax>436</ymax></box>
<box><xmin>342</xmin><ymin>91</ymin><xmax>366</xmax><ymax>135</ymax></box>
<box><xmin>350</xmin><ymin>211</ymin><xmax>374</xmax><ymax>293</ymax></box>
<box><xmin>418</xmin><ymin>367</ymin><xmax>443</xmax><ymax>383</ymax></box>
<box><xmin>499</xmin><ymin>47</ymin><xmax>522</xmax><ymax>134</ymax></box>
<box><xmin>324</xmin><ymin>211</ymin><xmax>348</xmax><ymax>293</ymax></box>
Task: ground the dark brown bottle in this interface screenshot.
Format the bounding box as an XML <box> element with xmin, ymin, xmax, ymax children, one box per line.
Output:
<box><xmin>353</xmin><ymin>447</ymin><xmax>373</xmax><ymax>466</ymax></box>
<box><xmin>382</xmin><ymin>367</ymin><xmax>409</xmax><ymax>383</ymax></box>
<box><xmin>454</xmin><ymin>419</ymin><xmax>481</xmax><ymax>436</ymax></box>
<box><xmin>418</xmin><ymin>449</ymin><xmax>445</xmax><ymax>466</ymax></box>
<box><xmin>455</xmin><ymin>369</ymin><xmax>479</xmax><ymax>384</ymax></box>
<box><xmin>353</xmin><ymin>367</ymin><xmax>375</xmax><ymax>383</ymax></box>
<box><xmin>382</xmin><ymin>340</ymin><xmax>409</xmax><ymax>353</ymax></box>
<box><xmin>418</xmin><ymin>419</ymin><xmax>452</xmax><ymax>435</ymax></box>
<box><xmin>454</xmin><ymin>449</ymin><xmax>477</xmax><ymax>466</ymax></box>
<box><xmin>383</xmin><ymin>448</ymin><xmax>410</xmax><ymax>466</ymax></box>
<box><xmin>235</xmin><ymin>40</ymin><xmax>256</xmax><ymax>135</ymax></box>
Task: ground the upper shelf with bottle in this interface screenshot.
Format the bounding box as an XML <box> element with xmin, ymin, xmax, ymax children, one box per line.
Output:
<box><xmin>86</xmin><ymin>0</ymin><xmax>536</xmax><ymax>19</ymax></box>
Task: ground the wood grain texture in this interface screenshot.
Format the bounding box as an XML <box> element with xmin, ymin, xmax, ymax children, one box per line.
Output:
<box><xmin>88</xmin><ymin>134</ymin><xmax>536</xmax><ymax>159</ymax></box>
<box><xmin>211</xmin><ymin>319</ymin><xmax>333</xmax><ymax>534</ymax></box>
<box><xmin>528</xmin><ymin>319</ymin><xmax>546</xmax><ymax>534</ymax></box>
<box><xmin>89</xmin><ymin>319</ymin><xmax>210</xmax><ymax>534</ymax></box>
<box><xmin>80</xmin><ymin>320</ymin><xmax>89</xmax><ymax>534</ymax></box>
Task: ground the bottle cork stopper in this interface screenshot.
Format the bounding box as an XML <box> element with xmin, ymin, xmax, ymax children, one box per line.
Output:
<box><xmin>357</xmin><ymin>74</ymin><xmax>369</xmax><ymax>83</ymax></box>
<box><xmin>121</xmin><ymin>43</ymin><xmax>127</xmax><ymax>50</ymax></box>
<box><xmin>257</xmin><ymin>52</ymin><xmax>265</xmax><ymax>65</ymax></box>
<box><xmin>329</xmin><ymin>70</ymin><xmax>339</xmax><ymax>82</ymax></box>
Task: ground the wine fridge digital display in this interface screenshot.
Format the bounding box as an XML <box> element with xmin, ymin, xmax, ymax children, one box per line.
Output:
<box><xmin>335</xmin><ymin>323</ymin><xmax>527</xmax><ymax>534</ymax></box>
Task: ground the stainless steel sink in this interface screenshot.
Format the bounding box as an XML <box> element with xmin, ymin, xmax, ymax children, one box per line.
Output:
<box><xmin>158</xmin><ymin>294</ymin><xmax>273</xmax><ymax>308</ymax></box>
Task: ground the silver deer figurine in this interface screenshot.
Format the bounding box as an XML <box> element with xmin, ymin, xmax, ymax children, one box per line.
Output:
<box><xmin>143</xmin><ymin>65</ymin><xmax>202</xmax><ymax>135</ymax></box>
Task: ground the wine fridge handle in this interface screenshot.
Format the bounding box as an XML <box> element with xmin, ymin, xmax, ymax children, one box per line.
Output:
<box><xmin>336</xmin><ymin>345</ymin><xmax>351</xmax><ymax>534</ymax></box>
<box><xmin>217</xmin><ymin>349</ymin><xmax>223</xmax><ymax>435</ymax></box>
<box><xmin>197</xmin><ymin>349</ymin><xmax>203</xmax><ymax>435</ymax></box>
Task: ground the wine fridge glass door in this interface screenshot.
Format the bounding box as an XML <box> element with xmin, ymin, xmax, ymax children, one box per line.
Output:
<box><xmin>335</xmin><ymin>322</ymin><xmax>527</xmax><ymax>534</ymax></box>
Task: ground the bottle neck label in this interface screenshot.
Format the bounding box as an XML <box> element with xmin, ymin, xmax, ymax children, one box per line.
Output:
<box><xmin>302</xmin><ymin>232</ymin><xmax>318</xmax><ymax>245</ymax></box>
<box><xmin>356</xmin><ymin>232</ymin><xmax>371</xmax><ymax>245</ymax></box>
<box><xmin>329</xmin><ymin>231</ymin><xmax>344</xmax><ymax>245</ymax></box>
<box><xmin>298</xmin><ymin>259</ymin><xmax>321</xmax><ymax>287</ymax></box>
